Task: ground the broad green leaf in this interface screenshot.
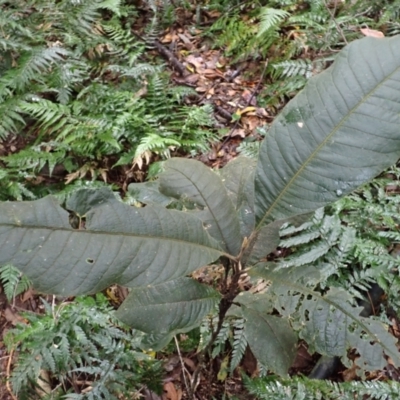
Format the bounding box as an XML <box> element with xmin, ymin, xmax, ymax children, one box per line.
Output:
<box><xmin>255</xmin><ymin>36</ymin><xmax>400</xmax><ymax>228</ymax></box>
<box><xmin>299</xmin><ymin>288</ymin><xmax>398</xmax><ymax>371</ymax></box>
<box><xmin>242</xmin><ymin>307</ymin><xmax>297</xmax><ymax>376</ymax></box>
<box><xmin>236</xmin><ymin>291</ymin><xmax>297</xmax><ymax>376</ymax></box>
<box><xmin>66</xmin><ymin>187</ymin><xmax>117</xmax><ymax>216</ymax></box>
<box><xmin>219</xmin><ymin>156</ymin><xmax>256</xmax><ymax>238</ymax></box>
<box><xmin>244</xmin><ymin>220</ymin><xmax>282</xmax><ymax>266</ymax></box>
<box><xmin>0</xmin><ymin>196</ymin><xmax>224</xmax><ymax>295</ymax></box>
<box><xmin>250</xmin><ymin>264</ymin><xmax>400</xmax><ymax>370</ymax></box>
<box><xmin>244</xmin><ymin>214</ymin><xmax>313</xmax><ymax>266</ymax></box>
<box><xmin>116</xmin><ymin>277</ymin><xmax>220</xmax><ymax>334</ymax></box>
<box><xmin>160</xmin><ymin>158</ymin><xmax>242</xmax><ymax>255</ymax></box>
<box><xmin>128</xmin><ymin>181</ymin><xmax>175</xmax><ymax>207</ymax></box>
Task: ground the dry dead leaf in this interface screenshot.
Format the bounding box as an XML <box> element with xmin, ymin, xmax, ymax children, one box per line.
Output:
<box><xmin>162</xmin><ymin>382</ymin><xmax>180</xmax><ymax>400</ymax></box>
<box><xmin>195</xmin><ymin>86</ymin><xmax>207</xmax><ymax>93</ymax></box>
<box><xmin>242</xmin><ymin>346</ymin><xmax>258</xmax><ymax>377</ymax></box>
<box><xmin>177</xmin><ymin>33</ymin><xmax>192</xmax><ymax>46</ymax></box>
<box><xmin>21</xmin><ymin>288</ymin><xmax>34</xmax><ymax>303</ymax></box>
<box><xmin>290</xmin><ymin>344</ymin><xmax>314</xmax><ymax>370</ymax></box>
<box><xmin>4</xmin><ymin>307</ymin><xmax>26</xmax><ymax>325</ymax></box>
<box><xmin>36</xmin><ymin>369</ymin><xmax>52</xmax><ymax>398</ymax></box>
<box><xmin>203</xmin><ymin>69</ymin><xmax>224</xmax><ymax>78</ymax></box>
<box><xmin>230</xmin><ymin>129</ymin><xmax>246</xmax><ymax>138</ymax></box>
<box><xmin>185</xmin><ymin>55</ymin><xmax>204</xmax><ymax>71</ymax></box>
<box><xmin>241</xmin><ymin>89</ymin><xmax>257</xmax><ymax>106</ymax></box>
<box><xmin>342</xmin><ymin>361</ymin><xmax>359</xmax><ymax>381</ymax></box>
<box><xmin>360</xmin><ymin>28</ymin><xmax>384</xmax><ymax>38</ymax></box>
<box><xmin>242</xmin><ymin>115</ymin><xmax>263</xmax><ymax>131</ymax></box>
<box><xmin>256</xmin><ymin>108</ymin><xmax>269</xmax><ymax>118</ymax></box>
<box><xmin>184</xmin><ymin>74</ymin><xmax>199</xmax><ymax>85</ymax></box>
<box><xmin>160</xmin><ymin>32</ymin><xmax>179</xmax><ymax>43</ymax></box>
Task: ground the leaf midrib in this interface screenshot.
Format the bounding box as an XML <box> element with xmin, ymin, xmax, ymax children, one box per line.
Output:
<box><xmin>0</xmin><ymin>223</ymin><xmax>226</xmax><ymax>253</ymax></box>
<box><xmin>256</xmin><ymin>64</ymin><xmax>400</xmax><ymax>230</ymax></box>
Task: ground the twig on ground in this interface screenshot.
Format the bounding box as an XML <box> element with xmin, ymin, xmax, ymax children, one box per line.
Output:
<box><xmin>152</xmin><ymin>40</ymin><xmax>187</xmax><ymax>76</ymax></box>
<box><xmin>322</xmin><ymin>0</ymin><xmax>348</xmax><ymax>45</ymax></box>
<box><xmin>6</xmin><ymin>348</ymin><xmax>18</xmax><ymax>400</ymax></box>
<box><xmin>174</xmin><ymin>335</ymin><xmax>191</xmax><ymax>396</ymax></box>
<box><xmin>214</xmin><ymin>104</ymin><xmax>233</xmax><ymax>121</ymax></box>
<box><xmin>130</xmin><ymin>29</ymin><xmax>187</xmax><ymax>76</ymax></box>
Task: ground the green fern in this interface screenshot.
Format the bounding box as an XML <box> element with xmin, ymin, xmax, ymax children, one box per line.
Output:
<box><xmin>257</xmin><ymin>7</ymin><xmax>290</xmax><ymax>36</ymax></box>
<box><xmin>244</xmin><ymin>375</ymin><xmax>400</xmax><ymax>400</ymax></box>
<box><xmin>275</xmin><ymin>162</ymin><xmax>400</xmax><ymax>318</ymax></box>
<box><xmin>230</xmin><ymin>318</ymin><xmax>247</xmax><ymax>373</ymax></box>
<box><xmin>5</xmin><ymin>294</ymin><xmax>163</xmax><ymax>399</ymax></box>
<box><xmin>0</xmin><ymin>264</ymin><xmax>31</xmax><ymax>302</ymax></box>
<box><xmin>211</xmin><ymin>320</ymin><xmax>231</xmax><ymax>358</ymax></box>
<box><xmin>0</xmin><ymin>0</ymin><xmax>219</xmax><ymax>200</ymax></box>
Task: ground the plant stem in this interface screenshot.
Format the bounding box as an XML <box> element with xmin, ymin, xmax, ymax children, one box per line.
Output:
<box><xmin>189</xmin><ymin>261</ymin><xmax>242</xmax><ymax>399</ymax></box>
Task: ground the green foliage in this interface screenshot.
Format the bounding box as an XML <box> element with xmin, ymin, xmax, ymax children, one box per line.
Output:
<box><xmin>0</xmin><ymin>0</ymin><xmax>217</xmax><ymax>201</ymax></box>
<box><xmin>244</xmin><ymin>374</ymin><xmax>400</xmax><ymax>400</ymax></box>
<box><xmin>206</xmin><ymin>0</ymin><xmax>399</xmax><ymax>108</ymax></box>
<box><xmin>0</xmin><ymin>264</ymin><xmax>31</xmax><ymax>302</ymax></box>
<box><xmin>2</xmin><ymin>36</ymin><xmax>400</xmax><ymax>390</ymax></box>
<box><xmin>277</xmin><ymin>165</ymin><xmax>400</xmax><ymax>313</ymax></box>
<box><xmin>230</xmin><ymin>318</ymin><xmax>247</xmax><ymax>373</ymax></box>
<box><xmin>5</xmin><ymin>294</ymin><xmax>163</xmax><ymax>399</ymax></box>
<box><xmin>199</xmin><ymin>315</ymin><xmax>248</xmax><ymax>374</ymax></box>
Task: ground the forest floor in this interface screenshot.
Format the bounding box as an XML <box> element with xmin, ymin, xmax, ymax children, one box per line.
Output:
<box><xmin>1</xmin><ymin>2</ymin><xmax>399</xmax><ymax>399</ymax></box>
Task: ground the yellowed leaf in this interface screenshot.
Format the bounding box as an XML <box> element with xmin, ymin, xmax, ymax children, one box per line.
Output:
<box><xmin>217</xmin><ymin>355</ymin><xmax>230</xmax><ymax>381</ymax></box>
<box><xmin>239</xmin><ymin>106</ymin><xmax>257</xmax><ymax>115</ymax></box>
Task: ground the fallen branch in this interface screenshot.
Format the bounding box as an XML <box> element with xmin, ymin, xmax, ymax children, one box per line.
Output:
<box><xmin>130</xmin><ymin>29</ymin><xmax>187</xmax><ymax>76</ymax></box>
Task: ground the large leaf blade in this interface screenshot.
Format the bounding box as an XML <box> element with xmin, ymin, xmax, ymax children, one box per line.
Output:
<box><xmin>219</xmin><ymin>156</ymin><xmax>256</xmax><ymax>238</ymax></box>
<box><xmin>0</xmin><ymin>196</ymin><xmax>224</xmax><ymax>295</ymax></box>
<box><xmin>116</xmin><ymin>277</ymin><xmax>221</xmax><ymax>334</ymax></box>
<box><xmin>160</xmin><ymin>158</ymin><xmax>242</xmax><ymax>255</ymax></box>
<box><xmin>250</xmin><ymin>264</ymin><xmax>400</xmax><ymax>370</ymax></box>
<box><xmin>234</xmin><ymin>292</ymin><xmax>297</xmax><ymax>376</ymax></box>
<box><xmin>243</xmin><ymin>308</ymin><xmax>297</xmax><ymax>376</ymax></box>
<box><xmin>255</xmin><ymin>36</ymin><xmax>400</xmax><ymax>227</ymax></box>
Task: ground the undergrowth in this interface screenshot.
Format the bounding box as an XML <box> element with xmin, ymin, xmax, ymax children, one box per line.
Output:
<box><xmin>3</xmin><ymin>1</ymin><xmax>400</xmax><ymax>398</ymax></box>
<box><xmin>0</xmin><ymin>0</ymin><xmax>217</xmax><ymax>201</ymax></box>
<box><xmin>206</xmin><ymin>0</ymin><xmax>400</xmax><ymax>108</ymax></box>
<box><xmin>4</xmin><ymin>294</ymin><xmax>163</xmax><ymax>399</ymax></box>
<box><xmin>244</xmin><ymin>374</ymin><xmax>400</xmax><ymax>400</ymax></box>
<box><xmin>0</xmin><ymin>264</ymin><xmax>31</xmax><ymax>303</ymax></box>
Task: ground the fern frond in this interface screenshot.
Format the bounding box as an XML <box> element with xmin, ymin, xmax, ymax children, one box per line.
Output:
<box><xmin>244</xmin><ymin>375</ymin><xmax>400</xmax><ymax>400</ymax></box>
<box><xmin>280</xmin><ymin>230</ymin><xmax>321</xmax><ymax>248</ymax></box>
<box><xmin>257</xmin><ymin>7</ymin><xmax>290</xmax><ymax>36</ymax></box>
<box><xmin>0</xmin><ymin>264</ymin><xmax>31</xmax><ymax>302</ymax></box>
<box><xmin>0</xmin><ymin>47</ymin><xmax>69</xmax><ymax>93</ymax></box>
<box><xmin>271</xmin><ymin>59</ymin><xmax>313</xmax><ymax>80</ymax></box>
<box><xmin>230</xmin><ymin>319</ymin><xmax>247</xmax><ymax>372</ymax></box>
<box><xmin>212</xmin><ymin>321</ymin><xmax>231</xmax><ymax>358</ymax></box>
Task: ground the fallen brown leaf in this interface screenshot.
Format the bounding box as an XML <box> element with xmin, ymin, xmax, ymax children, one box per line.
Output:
<box><xmin>163</xmin><ymin>382</ymin><xmax>180</xmax><ymax>400</ymax></box>
<box><xmin>4</xmin><ymin>307</ymin><xmax>26</xmax><ymax>325</ymax></box>
<box><xmin>230</xmin><ymin>129</ymin><xmax>246</xmax><ymax>138</ymax></box>
<box><xmin>360</xmin><ymin>28</ymin><xmax>384</xmax><ymax>38</ymax></box>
